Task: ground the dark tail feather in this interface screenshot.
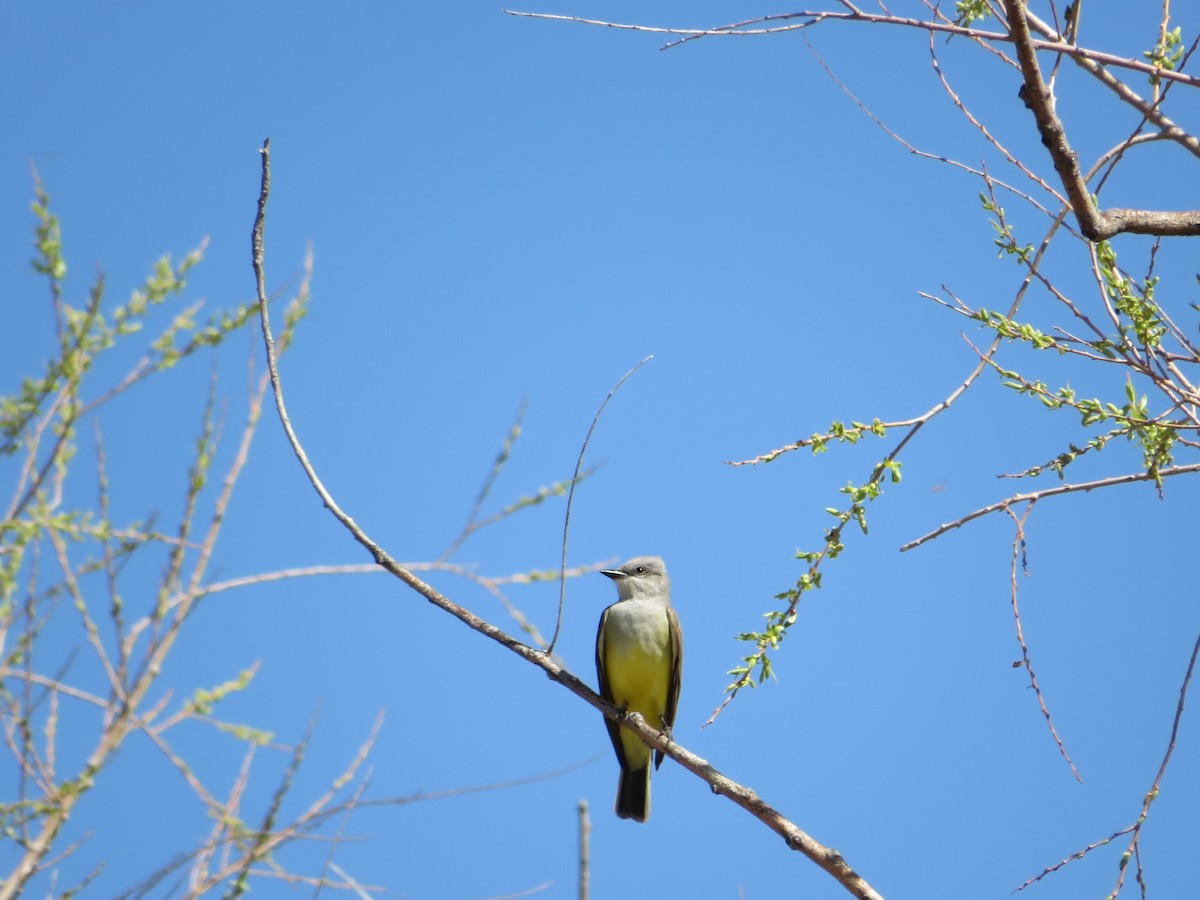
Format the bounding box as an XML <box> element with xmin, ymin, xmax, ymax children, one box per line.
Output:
<box><xmin>616</xmin><ymin>766</ymin><xmax>650</xmax><ymax>822</ymax></box>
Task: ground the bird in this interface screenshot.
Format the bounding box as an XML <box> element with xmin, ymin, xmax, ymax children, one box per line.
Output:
<box><xmin>595</xmin><ymin>555</ymin><xmax>683</xmax><ymax>822</ymax></box>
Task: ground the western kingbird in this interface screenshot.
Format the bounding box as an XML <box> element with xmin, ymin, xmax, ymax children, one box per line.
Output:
<box><xmin>595</xmin><ymin>555</ymin><xmax>683</xmax><ymax>822</ymax></box>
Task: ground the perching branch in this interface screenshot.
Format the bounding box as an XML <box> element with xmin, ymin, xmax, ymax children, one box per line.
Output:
<box><xmin>250</xmin><ymin>138</ymin><xmax>885</xmax><ymax>900</ymax></box>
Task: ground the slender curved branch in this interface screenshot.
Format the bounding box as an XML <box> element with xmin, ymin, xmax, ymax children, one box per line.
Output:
<box><xmin>1004</xmin><ymin>505</ymin><xmax>1080</xmax><ymax>782</ymax></box>
<box><xmin>549</xmin><ymin>355</ymin><xmax>651</xmax><ymax>655</ymax></box>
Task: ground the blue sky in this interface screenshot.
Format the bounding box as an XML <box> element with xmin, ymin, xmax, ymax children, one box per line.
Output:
<box><xmin>3</xmin><ymin>3</ymin><xmax>1199</xmax><ymax>898</ymax></box>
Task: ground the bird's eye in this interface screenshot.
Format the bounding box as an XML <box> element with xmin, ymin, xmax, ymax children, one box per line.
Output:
<box><xmin>635</xmin><ymin>566</ymin><xmax>645</xmax><ymax>574</ymax></box>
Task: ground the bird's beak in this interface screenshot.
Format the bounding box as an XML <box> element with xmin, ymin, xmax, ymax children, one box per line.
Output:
<box><xmin>600</xmin><ymin>569</ymin><xmax>625</xmax><ymax>580</ymax></box>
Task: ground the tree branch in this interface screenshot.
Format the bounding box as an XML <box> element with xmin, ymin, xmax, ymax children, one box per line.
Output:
<box><xmin>250</xmin><ymin>138</ymin><xmax>885</xmax><ymax>900</ymax></box>
<box><xmin>507</xmin><ymin>6</ymin><xmax>1200</xmax><ymax>236</ymax></box>
<box><xmin>502</xmin><ymin>8</ymin><xmax>1200</xmax><ymax>89</ymax></box>
<box><xmin>1003</xmin><ymin>0</ymin><xmax>1200</xmax><ymax>239</ymax></box>
<box><xmin>900</xmin><ymin>462</ymin><xmax>1200</xmax><ymax>552</ymax></box>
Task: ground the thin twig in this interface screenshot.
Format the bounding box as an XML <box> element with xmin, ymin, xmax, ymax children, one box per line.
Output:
<box><xmin>801</xmin><ymin>35</ymin><xmax>1059</xmax><ymax>222</ymax></box>
<box><xmin>1003</xmin><ymin>505</ymin><xmax>1080</xmax><ymax>781</ymax></box>
<box><xmin>902</xmin><ymin>462</ymin><xmax>1200</xmax><ymax>551</ymax></box>
<box><xmin>440</xmin><ymin>398</ymin><xmax>527</xmax><ymax>561</ymax></box>
<box><xmin>1110</xmin><ymin>623</ymin><xmax>1200</xmax><ymax>897</ymax></box>
<box><xmin>503</xmin><ymin>8</ymin><xmax>1200</xmax><ymax>88</ymax></box>
<box><xmin>548</xmin><ymin>356</ymin><xmax>652</xmax><ymax>655</ymax></box>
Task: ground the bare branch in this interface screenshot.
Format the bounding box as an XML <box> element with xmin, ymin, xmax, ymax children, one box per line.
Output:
<box><xmin>901</xmin><ymin>462</ymin><xmax>1200</xmax><ymax>551</ymax></box>
<box><xmin>1019</xmin><ymin>6</ymin><xmax>1200</xmax><ymax>161</ymax></box>
<box><xmin>801</xmin><ymin>35</ymin><xmax>1060</xmax><ymax>221</ymax></box>
<box><xmin>1004</xmin><ymin>1</ymin><xmax>1200</xmax><ymax>239</ymax></box>
<box><xmin>250</xmin><ymin>140</ymin><xmax>885</xmax><ymax>900</ymax></box>
<box><xmin>1004</xmin><ymin>506</ymin><xmax>1080</xmax><ymax>781</ymax></box>
<box><xmin>504</xmin><ymin>8</ymin><xmax>1200</xmax><ymax>88</ymax></box>
<box><xmin>1111</xmin><ymin>624</ymin><xmax>1200</xmax><ymax>896</ymax></box>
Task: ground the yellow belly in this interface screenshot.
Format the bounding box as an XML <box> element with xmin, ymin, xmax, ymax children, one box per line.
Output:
<box><xmin>603</xmin><ymin>606</ymin><xmax>671</xmax><ymax>769</ymax></box>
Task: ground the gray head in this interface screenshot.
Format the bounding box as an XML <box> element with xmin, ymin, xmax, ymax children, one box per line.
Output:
<box><xmin>601</xmin><ymin>555</ymin><xmax>670</xmax><ymax>602</ymax></box>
